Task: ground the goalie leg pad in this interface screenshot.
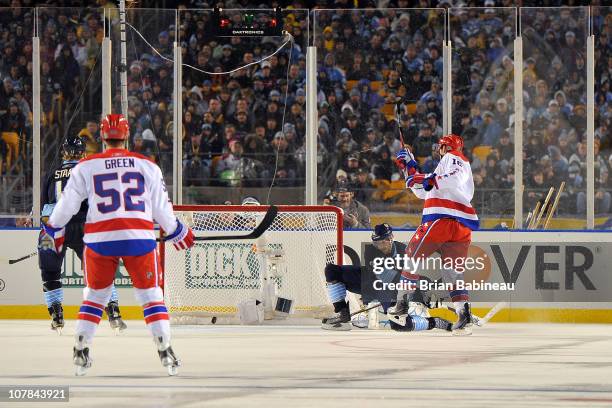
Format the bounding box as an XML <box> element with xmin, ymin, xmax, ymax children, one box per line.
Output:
<box><xmin>237</xmin><ymin>299</ymin><xmax>265</xmax><ymax>325</ymax></box>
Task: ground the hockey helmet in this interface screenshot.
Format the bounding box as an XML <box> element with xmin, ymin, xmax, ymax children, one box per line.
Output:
<box><xmin>100</xmin><ymin>113</ymin><xmax>129</xmax><ymax>141</ymax></box>
<box><xmin>438</xmin><ymin>134</ymin><xmax>464</xmax><ymax>152</ymax></box>
<box><xmin>371</xmin><ymin>223</ymin><xmax>393</xmax><ymax>242</ymax></box>
<box><xmin>62</xmin><ymin>135</ymin><xmax>86</xmax><ymax>160</ymax></box>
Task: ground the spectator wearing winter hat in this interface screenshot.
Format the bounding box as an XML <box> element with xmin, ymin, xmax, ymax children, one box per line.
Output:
<box><xmin>268</xmin><ymin>132</ymin><xmax>298</xmax><ymax>187</ymax></box>
<box><xmin>479</xmin><ymin>110</ymin><xmax>503</xmax><ymax>146</ymax></box>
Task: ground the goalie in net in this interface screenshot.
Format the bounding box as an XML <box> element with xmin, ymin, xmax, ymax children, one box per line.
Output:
<box><xmin>163</xmin><ymin>203</ymin><xmax>343</xmax><ymax>324</ymax></box>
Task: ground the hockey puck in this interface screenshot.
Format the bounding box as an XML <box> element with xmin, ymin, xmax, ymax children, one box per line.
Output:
<box><xmin>211</xmin><ymin>316</ymin><xmax>217</xmax><ymax>324</ymax></box>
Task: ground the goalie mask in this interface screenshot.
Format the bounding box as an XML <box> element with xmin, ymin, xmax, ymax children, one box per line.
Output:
<box><xmin>62</xmin><ymin>136</ymin><xmax>86</xmax><ymax>161</ymax></box>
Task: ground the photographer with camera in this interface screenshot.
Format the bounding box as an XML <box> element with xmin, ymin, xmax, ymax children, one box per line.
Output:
<box><xmin>326</xmin><ymin>180</ymin><xmax>371</xmax><ymax>230</ymax></box>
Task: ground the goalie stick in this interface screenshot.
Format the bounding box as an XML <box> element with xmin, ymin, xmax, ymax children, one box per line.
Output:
<box><xmin>160</xmin><ymin>205</ymin><xmax>279</xmax><ymax>242</ymax></box>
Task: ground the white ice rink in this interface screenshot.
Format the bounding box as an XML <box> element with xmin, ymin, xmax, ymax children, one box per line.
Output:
<box><xmin>2</xmin><ymin>321</ymin><xmax>612</xmax><ymax>408</ymax></box>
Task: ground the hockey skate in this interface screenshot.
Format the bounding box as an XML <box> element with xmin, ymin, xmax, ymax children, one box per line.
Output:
<box><xmin>452</xmin><ymin>303</ymin><xmax>473</xmax><ymax>336</ymax></box>
<box><xmin>73</xmin><ymin>335</ymin><xmax>92</xmax><ymax>376</ymax></box>
<box><xmin>321</xmin><ymin>307</ymin><xmax>351</xmax><ymax>331</ymax></box>
<box><xmin>155</xmin><ymin>336</ymin><xmax>181</xmax><ymax>376</ymax></box>
<box><xmin>105</xmin><ymin>301</ymin><xmax>127</xmax><ymax>334</ymax></box>
<box><xmin>48</xmin><ymin>302</ymin><xmax>64</xmax><ymax>335</ymax></box>
<box><xmin>387</xmin><ymin>295</ymin><xmax>409</xmax><ymax>326</ymax></box>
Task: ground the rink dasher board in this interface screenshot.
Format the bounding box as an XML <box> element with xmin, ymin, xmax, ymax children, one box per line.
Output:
<box><xmin>2</xmin><ymin>229</ymin><xmax>612</xmax><ymax>322</ymax></box>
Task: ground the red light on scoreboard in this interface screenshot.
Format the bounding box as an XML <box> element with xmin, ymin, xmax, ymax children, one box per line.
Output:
<box><xmin>269</xmin><ymin>18</ymin><xmax>277</xmax><ymax>27</ymax></box>
<box><xmin>220</xmin><ymin>18</ymin><xmax>230</xmax><ymax>28</ymax></box>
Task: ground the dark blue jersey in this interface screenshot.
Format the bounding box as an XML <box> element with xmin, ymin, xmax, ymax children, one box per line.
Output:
<box><xmin>41</xmin><ymin>160</ymin><xmax>87</xmax><ymax>224</ymax></box>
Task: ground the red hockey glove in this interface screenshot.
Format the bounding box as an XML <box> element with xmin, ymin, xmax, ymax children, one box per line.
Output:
<box><xmin>406</xmin><ymin>172</ymin><xmax>439</xmax><ymax>191</ymax></box>
<box><xmin>165</xmin><ymin>219</ymin><xmax>195</xmax><ymax>250</ymax></box>
<box><xmin>40</xmin><ymin>223</ymin><xmax>65</xmax><ymax>254</ymax></box>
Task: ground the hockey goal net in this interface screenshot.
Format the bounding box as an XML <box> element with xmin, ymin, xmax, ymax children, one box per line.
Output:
<box><xmin>161</xmin><ymin>205</ymin><xmax>343</xmax><ymax>324</ymax></box>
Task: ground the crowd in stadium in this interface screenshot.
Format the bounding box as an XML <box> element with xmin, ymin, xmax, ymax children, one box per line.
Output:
<box><xmin>0</xmin><ymin>0</ymin><xmax>611</xmax><ymax>221</ymax></box>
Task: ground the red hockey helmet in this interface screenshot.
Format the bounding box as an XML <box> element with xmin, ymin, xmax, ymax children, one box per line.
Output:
<box><xmin>100</xmin><ymin>114</ymin><xmax>129</xmax><ymax>141</ymax></box>
<box><xmin>438</xmin><ymin>134</ymin><xmax>464</xmax><ymax>152</ymax></box>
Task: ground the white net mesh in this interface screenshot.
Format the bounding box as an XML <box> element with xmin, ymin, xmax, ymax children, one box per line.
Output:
<box><xmin>163</xmin><ymin>205</ymin><xmax>342</xmax><ymax>324</ymax></box>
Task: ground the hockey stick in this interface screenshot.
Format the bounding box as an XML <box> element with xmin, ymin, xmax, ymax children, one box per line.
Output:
<box><xmin>532</xmin><ymin>187</ymin><xmax>555</xmax><ymax>229</ymax></box>
<box><xmin>350</xmin><ymin>302</ymin><xmax>381</xmax><ymax>318</ymax></box>
<box><xmin>528</xmin><ymin>201</ymin><xmax>541</xmax><ymax>229</ymax></box>
<box><xmin>168</xmin><ymin>205</ymin><xmax>278</xmax><ymax>242</ymax></box>
<box><xmin>543</xmin><ymin>182</ymin><xmax>565</xmax><ymax>230</ymax></box>
<box><xmin>524</xmin><ymin>211</ymin><xmax>533</xmax><ymax>228</ymax></box>
<box><xmin>7</xmin><ymin>251</ymin><xmax>38</xmax><ymax>265</ymax></box>
<box><xmin>395</xmin><ymin>77</ymin><xmax>408</xmax><ymax>149</ymax></box>
<box><xmin>477</xmin><ymin>301</ymin><xmax>507</xmax><ymax>325</ymax></box>
<box><xmin>159</xmin><ymin>206</ymin><xmax>277</xmax><ymax>242</ymax></box>
<box><xmin>445</xmin><ymin>301</ymin><xmax>506</xmax><ymax>327</ymax></box>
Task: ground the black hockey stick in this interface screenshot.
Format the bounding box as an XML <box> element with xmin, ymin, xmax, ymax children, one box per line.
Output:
<box><xmin>7</xmin><ymin>251</ymin><xmax>38</xmax><ymax>265</ymax></box>
<box><xmin>194</xmin><ymin>205</ymin><xmax>278</xmax><ymax>241</ymax></box>
<box><xmin>159</xmin><ymin>205</ymin><xmax>279</xmax><ymax>243</ymax></box>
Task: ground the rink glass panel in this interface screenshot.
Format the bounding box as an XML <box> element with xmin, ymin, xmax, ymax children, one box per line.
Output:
<box><xmin>109</xmin><ymin>8</ymin><xmax>176</xmax><ymax>196</ymax></box>
<box><xmin>36</xmin><ymin>7</ymin><xmax>104</xmax><ymax>221</ymax></box>
<box><xmin>313</xmin><ymin>8</ymin><xmax>446</xmax><ymax>225</ymax></box>
<box><xmin>0</xmin><ymin>7</ymin><xmax>33</xmax><ymax>221</ymax></box>
<box><xmin>449</xmin><ymin>7</ymin><xmax>517</xmax><ymax>228</ymax></box>
<box><xmin>593</xmin><ymin>6</ymin><xmax>612</xmax><ymax>227</ymax></box>
<box><xmin>521</xmin><ymin>7</ymin><xmax>588</xmax><ymax>230</ymax></box>
<box><xmin>178</xmin><ymin>8</ymin><xmax>309</xmax><ymax>206</ymax></box>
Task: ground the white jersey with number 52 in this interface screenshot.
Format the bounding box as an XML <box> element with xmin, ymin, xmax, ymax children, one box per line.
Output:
<box><xmin>48</xmin><ymin>148</ymin><xmax>178</xmax><ymax>256</ymax></box>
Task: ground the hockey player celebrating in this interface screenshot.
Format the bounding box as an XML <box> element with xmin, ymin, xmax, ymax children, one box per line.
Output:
<box><xmin>42</xmin><ymin>114</ymin><xmax>195</xmax><ymax>376</ymax></box>
<box><xmin>393</xmin><ymin>134</ymin><xmax>479</xmax><ymax>334</ymax></box>
<box><xmin>38</xmin><ymin>136</ymin><xmax>126</xmax><ymax>334</ymax></box>
<box><xmin>322</xmin><ymin>223</ymin><xmax>452</xmax><ymax>332</ymax></box>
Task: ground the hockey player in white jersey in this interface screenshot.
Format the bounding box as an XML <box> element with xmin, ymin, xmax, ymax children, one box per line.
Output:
<box><xmin>42</xmin><ymin>114</ymin><xmax>194</xmax><ymax>375</ymax></box>
<box><xmin>393</xmin><ymin>134</ymin><xmax>479</xmax><ymax>334</ymax></box>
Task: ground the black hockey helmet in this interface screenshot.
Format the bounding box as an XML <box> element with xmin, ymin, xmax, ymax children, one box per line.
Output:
<box><xmin>62</xmin><ymin>135</ymin><xmax>86</xmax><ymax>160</ymax></box>
<box><xmin>372</xmin><ymin>223</ymin><xmax>393</xmax><ymax>241</ymax></box>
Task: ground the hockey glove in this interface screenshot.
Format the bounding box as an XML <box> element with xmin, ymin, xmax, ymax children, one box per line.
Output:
<box><xmin>40</xmin><ymin>223</ymin><xmax>65</xmax><ymax>254</ymax></box>
<box><xmin>395</xmin><ymin>148</ymin><xmax>418</xmax><ymax>174</ymax></box>
<box><xmin>406</xmin><ymin>172</ymin><xmax>439</xmax><ymax>191</ymax></box>
<box><xmin>165</xmin><ymin>219</ymin><xmax>195</xmax><ymax>250</ymax></box>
